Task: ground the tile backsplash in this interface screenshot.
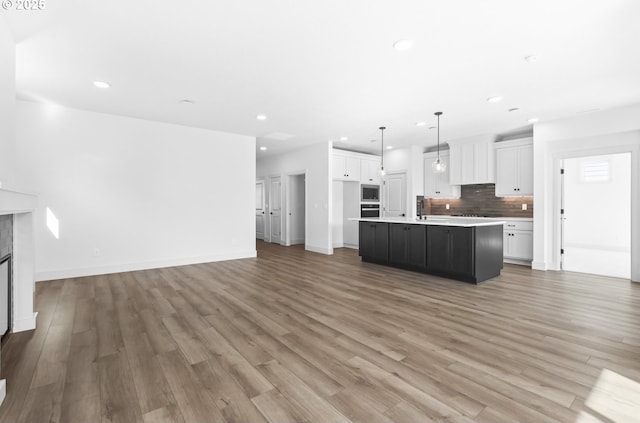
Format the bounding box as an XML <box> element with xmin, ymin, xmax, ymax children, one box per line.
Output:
<box><xmin>425</xmin><ymin>184</ymin><xmax>533</xmax><ymax>218</ymax></box>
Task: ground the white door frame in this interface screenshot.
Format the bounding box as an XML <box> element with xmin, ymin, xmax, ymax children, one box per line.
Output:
<box><xmin>552</xmin><ymin>145</ymin><xmax>638</xmax><ymax>280</ymax></box>
<box><xmin>285</xmin><ymin>170</ymin><xmax>307</xmax><ymax>247</ymax></box>
<box><xmin>559</xmin><ymin>153</ymin><xmax>631</xmax><ymax>277</ymax></box>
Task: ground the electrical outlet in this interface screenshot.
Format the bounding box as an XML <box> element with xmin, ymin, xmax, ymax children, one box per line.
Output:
<box><xmin>93</xmin><ymin>248</ymin><xmax>100</xmax><ymax>257</ymax></box>
<box><xmin>445</xmin><ymin>204</ymin><xmax>450</xmax><ymax>210</ymax></box>
<box><xmin>522</xmin><ymin>203</ymin><xmax>527</xmax><ymax>210</ymax></box>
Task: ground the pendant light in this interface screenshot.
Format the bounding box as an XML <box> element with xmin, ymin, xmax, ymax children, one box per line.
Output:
<box><xmin>432</xmin><ymin>112</ymin><xmax>446</xmax><ymax>173</ymax></box>
<box><xmin>379</xmin><ymin>126</ymin><xmax>386</xmax><ymax>176</ymax></box>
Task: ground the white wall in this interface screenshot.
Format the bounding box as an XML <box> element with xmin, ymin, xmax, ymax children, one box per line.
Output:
<box><xmin>533</xmin><ymin>103</ymin><xmax>640</xmax><ymax>282</ymax></box>
<box><xmin>16</xmin><ymin>100</ymin><xmax>256</xmax><ymax>281</ymax></box>
<box><xmin>257</xmin><ymin>142</ymin><xmax>332</xmax><ymax>254</ymax></box>
<box><xmin>384</xmin><ymin>146</ymin><xmax>424</xmax><ymax>218</ymax></box>
<box><xmin>0</xmin><ymin>18</ymin><xmax>16</xmax><ymax>188</ymax></box>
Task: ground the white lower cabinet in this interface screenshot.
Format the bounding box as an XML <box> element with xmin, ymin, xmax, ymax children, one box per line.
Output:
<box><xmin>502</xmin><ymin>219</ymin><xmax>533</xmax><ymax>263</ymax></box>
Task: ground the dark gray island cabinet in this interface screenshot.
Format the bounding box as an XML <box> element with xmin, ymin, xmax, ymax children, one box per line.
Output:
<box><xmin>358</xmin><ymin>219</ymin><xmax>504</xmax><ymax>284</ymax></box>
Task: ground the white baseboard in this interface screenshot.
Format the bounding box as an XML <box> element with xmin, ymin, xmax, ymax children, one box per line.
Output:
<box><xmin>332</xmin><ymin>242</ymin><xmax>344</xmax><ymax>248</ymax></box>
<box><xmin>305</xmin><ymin>245</ymin><xmax>332</xmax><ymax>255</ymax></box>
<box><xmin>531</xmin><ymin>261</ymin><xmax>547</xmax><ymax>271</ymax></box>
<box><xmin>35</xmin><ymin>251</ymin><xmax>257</xmax><ymax>282</ymax></box>
<box><xmin>0</xmin><ymin>379</ymin><xmax>6</xmax><ymax>408</ymax></box>
<box><xmin>343</xmin><ymin>244</ymin><xmax>358</xmax><ymax>250</ymax></box>
<box><xmin>13</xmin><ymin>311</ymin><xmax>37</xmax><ymax>333</ymax></box>
<box><xmin>504</xmin><ymin>258</ymin><xmax>532</xmax><ymax>267</ymax></box>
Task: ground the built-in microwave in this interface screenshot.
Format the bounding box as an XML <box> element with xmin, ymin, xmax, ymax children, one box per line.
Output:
<box><xmin>361</xmin><ymin>184</ymin><xmax>380</xmax><ymax>202</ymax></box>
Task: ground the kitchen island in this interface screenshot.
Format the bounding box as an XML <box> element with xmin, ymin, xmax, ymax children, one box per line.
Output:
<box><xmin>351</xmin><ymin>217</ymin><xmax>504</xmax><ymax>283</ymax></box>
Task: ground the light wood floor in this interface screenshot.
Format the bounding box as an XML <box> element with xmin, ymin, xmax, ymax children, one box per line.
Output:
<box><xmin>1</xmin><ymin>241</ymin><xmax>639</xmax><ymax>423</ymax></box>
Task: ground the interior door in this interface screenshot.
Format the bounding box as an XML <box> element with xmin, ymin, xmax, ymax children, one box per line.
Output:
<box><xmin>561</xmin><ymin>154</ymin><xmax>631</xmax><ymax>278</ymax></box>
<box><xmin>287</xmin><ymin>174</ymin><xmax>306</xmax><ymax>245</ymax></box>
<box><xmin>384</xmin><ymin>172</ymin><xmax>407</xmax><ymax>217</ymax></box>
<box><xmin>269</xmin><ymin>176</ymin><xmax>282</xmax><ymax>244</ymax></box>
<box><xmin>256</xmin><ymin>180</ymin><xmax>265</xmax><ymax>240</ymax></box>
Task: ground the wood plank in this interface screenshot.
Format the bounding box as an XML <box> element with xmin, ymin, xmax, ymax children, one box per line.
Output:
<box><xmin>192</xmin><ymin>358</ymin><xmax>268</xmax><ymax>423</ymax></box>
<box><xmin>98</xmin><ymin>350</ymin><xmax>143</xmax><ymax>423</ymax></box>
<box><xmin>256</xmin><ymin>359</ymin><xmax>351</xmax><ymax>423</ymax></box>
<box><xmin>156</xmin><ymin>349</ymin><xmax>225</xmax><ymax>423</ymax></box>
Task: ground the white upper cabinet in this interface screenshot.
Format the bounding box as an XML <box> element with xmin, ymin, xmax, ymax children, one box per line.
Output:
<box><xmin>495</xmin><ymin>138</ymin><xmax>533</xmax><ymax>196</ymax></box>
<box><xmin>423</xmin><ymin>152</ymin><xmax>460</xmax><ymax>198</ymax></box>
<box><xmin>332</xmin><ymin>149</ymin><xmax>380</xmax><ymax>183</ymax></box>
<box><xmin>360</xmin><ymin>158</ymin><xmax>381</xmax><ymax>185</ymax></box>
<box><xmin>332</xmin><ymin>152</ymin><xmax>361</xmax><ymax>181</ymax></box>
<box><xmin>448</xmin><ymin>135</ymin><xmax>495</xmax><ymax>185</ymax></box>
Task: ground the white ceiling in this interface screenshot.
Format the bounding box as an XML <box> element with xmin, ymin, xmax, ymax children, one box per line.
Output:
<box><xmin>4</xmin><ymin>0</ymin><xmax>640</xmax><ymax>156</ymax></box>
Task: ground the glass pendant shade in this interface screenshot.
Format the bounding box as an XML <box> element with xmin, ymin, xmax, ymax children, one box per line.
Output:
<box><xmin>432</xmin><ymin>158</ymin><xmax>446</xmax><ymax>173</ymax></box>
<box><xmin>432</xmin><ymin>111</ymin><xmax>445</xmax><ymax>174</ymax></box>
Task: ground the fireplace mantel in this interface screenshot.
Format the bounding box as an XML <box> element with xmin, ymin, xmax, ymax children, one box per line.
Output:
<box><xmin>0</xmin><ymin>187</ymin><xmax>38</xmax><ymax>331</ymax></box>
<box><xmin>1</xmin><ymin>187</ymin><xmax>38</xmax><ymax>405</ymax></box>
<box><xmin>1</xmin><ymin>187</ymin><xmax>38</xmax><ymax>215</ymax></box>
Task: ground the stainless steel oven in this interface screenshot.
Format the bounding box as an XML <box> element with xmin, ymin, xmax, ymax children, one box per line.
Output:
<box><xmin>360</xmin><ymin>204</ymin><xmax>380</xmax><ymax>218</ymax></box>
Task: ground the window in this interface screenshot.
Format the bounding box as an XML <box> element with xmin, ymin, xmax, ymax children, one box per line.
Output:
<box><xmin>579</xmin><ymin>159</ymin><xmax>610</xmax><ymax>183</ymax></box>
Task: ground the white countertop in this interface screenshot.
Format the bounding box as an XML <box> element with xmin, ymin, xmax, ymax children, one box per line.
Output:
<box><xmin>426</xmin><ymin>215</ymin><xmax>532</xmax><ymax>222</ymax></box>
<box><xmin>349</xmin><ymin>216</ymin><xmax>505</xmax><ymax>227</ymax></box>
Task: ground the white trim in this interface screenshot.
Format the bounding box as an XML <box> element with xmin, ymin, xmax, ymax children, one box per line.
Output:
<box><xmin>35</xmin><ymin>251</ymin><xmax>257</xmax><ymax>282</ymax></box>
<box><xmin>305</xmin><ymin>244</ymin><xmax>332</xmax><ymax>255</ymax></box>
<box><xmin>531</xmin><ymin>261</ymin><xmax>547</xmax><ymax>271</ymax></box>
<box><xmin>551</xmin><ymin>143</ymin><xmax>637</xmax><ymax>281</ymax></box>
<box><xmin>504</xmin><ymin>258</ymin><xmax>532</xmax><ymax>266</ymax></box>
<box><xmin>0</xmin><ymin>379</ymin><xmax>6</xmax><ymax>408</ymax></box>
<box><xmin>13</xmin><ymin>311</ymin><xmax>38</xmax><ymax>333</ymax></box>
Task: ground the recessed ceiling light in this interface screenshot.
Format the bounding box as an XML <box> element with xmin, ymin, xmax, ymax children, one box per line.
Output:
<box><xmin>527</xmin><ymin>117</ymin><xmax>539</xmax><ymax>123</ymax></box>
<box><xmin>487</xmin><ymin>96</ymin><xmax>503</xmax><ymax>103</ymax></box>
<box><xmin>386</xmin><ymin>146</ymin><xmax>393</xmax><ymax>150</ymax></box>
<box><xmin>416</xmin><ymin>122</ymin><xmax>426</xmax><ymax>127</ymax></box>
<box><xmin>428</xmin><ymin>126</ymin><xmax>436</xmax><ymax>130</ymax></box>
<box><xmin>508</xmin><ymin>107</ymin><xmax>520</xmax><ymax>112</ymax></box>
<box><xmin>370</xmin><ymin>139</ymin><xmax>377</xmax><ymax>143</ymax></box>
<box><xmin>393</xmin><ymin>39</ymin><xmax>413</xmax><ymax>51</ymax></box>
<box><xmin>256</xmin><ymin>114</ymin><xmax>267</xmax><ymax>120</ymax></box>
<box><xmin>259</xmin><ymin>146</ymin><xmax>267</xmax><ymax>151</ymax></box>
<box><xmin>179</xmin><ymin>99</ymin><xmax>194</xmax><ymax>105</ymax></box>
<box><xmin>524</xmin><ymin>55</ymin><xmax>540</xmax><ymax>63</ymax></box>
<box><xmin>93</xmin><ymin>81</ymin><xmax>111</xmax><ymax>89</ymax></box>
<box><xmin>340</xmin><ymin>136</ymin><xmax>348</xmax><ymax>141</ymax></box>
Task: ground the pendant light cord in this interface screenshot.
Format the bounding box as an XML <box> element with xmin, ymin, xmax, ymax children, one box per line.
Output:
<box><xmin>379</xmin><ymin>126</ymin><xmax>386</xmax><ymax>172</ymax></box>
<box><xmin>435</xmin><ymin>112</ymin><xmax>442</xmax><ymax>160</ymax></box>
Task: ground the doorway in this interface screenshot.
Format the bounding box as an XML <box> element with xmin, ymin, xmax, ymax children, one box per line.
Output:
<box><xmin>383</xmin><ymin>172</ymin><xmax>407</xmax><ymax>217</ymax></box>
<box><xmin>268</xmin><ymin>176</ymin><xmax>282</xmax><ymax>244</ymax></box>
<box><xmin>561</xmin><ymin>153</ymin><xmax>631</xmax><ymax>279</ymax></box>
<box><xmin>285</xmin><ymin>173</ymin><xmax>306</xmax><ymax>246</ymax></box>
<box><xmin>256</xmin><ymin>180</ymin><xmax>265</xmax><ymax>240</ymax></box>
